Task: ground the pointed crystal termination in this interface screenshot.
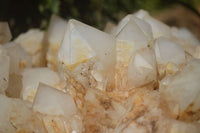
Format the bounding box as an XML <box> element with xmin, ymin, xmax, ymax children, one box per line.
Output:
<box><xmin>115</xmin><ymin>16</ymin><xmax>153</xmax><ymax>66</ymax></box>
<box><xmin>33</xmin><ymin>83</ymin><xmax>77</xmax><ymax>119</ymax></box>
<box><xmin>114</xmin><ymin>15</ymin><xmax>153</xmax><ymax>90</ymax></box>
<box><xmin>134</xmin><ymin>9</ymin><xmax>171</xmax><ymax>39</ymax></box>
<box><xmin>160</xmin><ymin>59</ymin><xmax>200</xmax><ymax>120</ymax></box>
<box><xmin>0</xmin><ymin>22</ymin><xmax>12</xmax><ymax>44</ymax></box>
<box><xmin>153</xmin><ymin>37</ymin><xmax>186</xmax><ymax>76</ymax></box>
<box><xmin>57</xmin><ymin>19</ymin><xmax>116</xmax><ymax>91</ymax></box>
<box><xmin>128</xmin><ymin>48</ymin><xmax>157</xmax><ymax>88</ymax></box>
<box><xmin>46</xmin><ymin>15</ymin><xmax>67</xmax><ymax>70</ymax></box>
<box><xmin>21</xmin><ymin>67</ymin><xmax>65</xmax><ymax>103</ymax></box>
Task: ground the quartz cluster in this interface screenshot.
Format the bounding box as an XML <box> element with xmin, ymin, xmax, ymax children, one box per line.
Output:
<box><xmin>0</xmin><ymin>10</ymin><xmax>200</xmax><ymax>133</ymax></box>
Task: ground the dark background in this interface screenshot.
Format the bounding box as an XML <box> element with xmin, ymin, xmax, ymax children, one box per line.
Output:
<box><xmin>0</xmin><ymin>0</ymin><xmax>200</xmax><ymax>39</ymax></box>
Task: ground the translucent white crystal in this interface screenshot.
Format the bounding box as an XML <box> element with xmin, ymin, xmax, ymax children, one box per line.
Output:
<box><xmin>33</xmin><ymin>83</ymin><xmax>77</xmax><ymax>119</ymax></box>
<box><xmin>171</xmin><ymin>27</ymin><xmax>200</xmax><ymax>58</ymax></box>
<box><xmin>0</xmin><ymin>94</ymin><xmax>45</xmax><ymax>132</ymax></box>
<box><xmin>14</xmin><ymin>29</ymin><xmax>45</xmax><ymax>67</ymax></box>
<box><xmin>3</xmin><ymin>42</ymin><xmax>32</xmax><ymax>74</ymax></box>
<box><xmin>133</xmin><ymin>9</ymin><xmax>149</xmax><ymax>19</ymax></box>
<box><xmin>0</xmin><ymin>54</ymin><xmax>9</xmax><ymax>93</ymax></box>
<box><xmin>114</xmin><ymin>14</ymin><xmax>153</xmax><ymax>40</ymax></box>
<box><xmin>160</xmin><ymin>59</ymin><xmax>200</xmax><ymax>116</ymax></box>
<box><xmin>57</xmin><ymin>19</ymin><xmax>116</xmax><ymax>89</ymax></box>
<box><xmin>128</xmin><ymin>48</ymin><xmax>157</xmax><ymax>87</ymax></box>
<box><xmin>116</xmin><ymin>17</ymin><xmax>153</xmax><ymax>65</ymax></box>
<box><xmin>46</xmin><ymin>15</ymin><xmax>67</xmax><ymax>70</ymax></box>
<box><xmin>58</xmin><ymin>19</ymin><xmax>115</xmax><ymax>68</ymax></box>
<box><xmin>0</xmin><ymin>22</ymin><xmax>12</xmax><ymax>44</ymax></box>
<box><xmin>154</xmin><ymin>37</ymin><xmax>185</xmax><ymax>65</ymax></box>
<box><xmin>153</xmin><ymin>37</ymin><xmax>185</xmax><ymax>76</ymax></box>
<box><xmin>134</xmin><ymin>9</ymin><xmax>171</xmax><ymax>39</ymax></box>
<box><xmin>21</xmin><ymin>67</ymin><xmax>64</xmax><ymax>103</ymax></box>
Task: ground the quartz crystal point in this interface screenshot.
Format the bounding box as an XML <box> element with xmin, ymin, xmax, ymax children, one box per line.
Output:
<box><xmin>33</xmin><ymin>83</ymin><xmax>77</xmax><ymax>119</ymax></box>
<box><xmin>21</xmin><ymin>67</ymin><xmax>65</xmax><ymax>103</ymax></box>
<box><xmin>128</xmin><ymin>48</ymin><xmax>157</xmax><ymax>87</ymax></box>
<box><xmin>46</xmin><ymin>15</ymin><xmax>67</xmax><ymax>70</ymax></box>
<box><xmin>0</xmin><ymin>94</ymin><xmax>46</xmax><ymax>133</ymax></box>
<box><xmin>160</xmin><ymin>59</ymin><xmax>200</xmax><ymax>120</ymax></box>
<box><xmin>153</xmin><ymin>37</ymin><xmax>185</xmax><ymax>76</ymax></box>
<box><xmin>115</xmin><ymin>16</ymin><xmax>153</xmax><ymax>66</ymax></box>
<box><xmin>171</xmin><ymin>27</ymin><xmax>200</xmax><ymax>59</ymax></box>
<box><xmin>134</xmin><ymin>10</ymin><xmax>171</xmax><ymax>39</ymax></box>
<box><xmin>14</xmin><ymin>29</ymin><xmax>46</xmax><ymax>67</ymax></box>
<box><xmin>0</xmin><ymin>22</ymin><xmax>12</xmax><ymax>44</ymax></box>
<box><xmin>114</xmin><ymin>15</ymin><xmax>153</xmax><ymax>90</ymax></box>
<box><xmin>57</xmin><ymin>19</ymin><xmax>116</xmax><ymax>91</ymax></box>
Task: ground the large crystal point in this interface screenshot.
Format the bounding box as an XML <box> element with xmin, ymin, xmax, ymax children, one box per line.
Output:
<box><xmin>116</xmin><ymin>16</ymin><xmax>153</xmax><ymax>66</ymax></box>
<box><xmin>14</xmin><ymin>29</ymin><xmax>45</xmax><ymax>67</ymax></box>
<box><xmin>57</xmin><ymin>19</ymin><xmax>116</xmax><ymax>91</ymax></box>
<box><xmin>0</xmin><ymin>22</ymin><xmax>12</xmax><ymax>44</ymax></box>
<box><xmin>153</xmin><ymin>37</ymin><xmax>185</xmax><ymax>76</ymax></box>
<box><xmin>160</xmin><ymin>59</ymin><xmax>200</xmax><ymax>120</ymax></box>
<box><xmin>21</xmin><ymin>67</ymin><xmax>65</xmax><ymax>103</ymax></box>
<box><xmin>33</xmin><ymin>83</ymin><xmax>77</xmax><ymax>119</ymax></box>
<box><xmin>46</xmin><ymin>15</ymin><xmax>67</xmax><ymax>70</ymax></box>
<box><xmin>128</xmin><ymin>48</ymin><xmax>157</xmax><ymax>87</ymax></box>
<box><xmin>134</xmin><ymin>9</ymin><xmax>171</xmax><ymax>39</ymax></box>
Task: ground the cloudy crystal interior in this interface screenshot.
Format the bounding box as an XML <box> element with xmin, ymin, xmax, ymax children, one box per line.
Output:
<box><xmin>0</xmin><ymin>10</ymin><xmax>200</xmax><ymax>133</ymax></box>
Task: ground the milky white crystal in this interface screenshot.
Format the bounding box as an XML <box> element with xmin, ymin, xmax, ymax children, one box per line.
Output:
<box><xmin>0</xmin><ymin>22</ymin><xmax>12</xmax><ymax>44</ymax></box>
<box><xmin>0</xmin><ymin>94</ymin><xmax>45</xmax><ymax>133</ymax></box>
<box><xmin>3</xmin><ymin>42</ymin><xmax>32</xmax><ymax>74</ymax></box>
<box><xmin>21</xmin><ymin>67</ymin><xmax>64</xmax><ymax>103</ymax></box>
<box><xmin>128</xmin><ymin>48</ymin><xmax>157</xmax><ymax>87</ymax></box>
<box><xmin>153</xmin><ymin>37</ymin><xmax>185</xmax><ymax>75</ymax></box>
<box><xmin>57</xmin><ymin>19</ymin><xmax>116</xmax><ymax>90</ymax></box>
<box><xmin>14</xmin><ymin>29</ymin><xmax>45</xmax><ymax>67</ymax></box>
<box><xmin>116</xmin><ymin>16</ymin><xmax>153</xmax><ymax>66</ymax></box>
<box><xmin>171</xmin><ymin>27</ymin><xmax>200</xmax><ymax>58</ymax></box>
<box><xmin>160</xmin><ymin>59</ymin><xmax>200</xmax><ymax>116</ymax></box>
<box><xmin>134</xmin><ymin>10</ymin><xmax>171</xmax><ymax>39</ymax></box>
<box><xmin>33</xmin><ymin>83</ymin><xmax>77</xmax><ymax>119</ymax></box>
<box><xmin>46</xmin><ymin>15</ymin><xmax>67</xmax><ymax>70</ymax></box>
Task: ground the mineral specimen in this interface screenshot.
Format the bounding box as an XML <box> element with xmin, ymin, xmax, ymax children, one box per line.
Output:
<box><xmin>0</xmin><ymin>9</ymin><xmax>200</xmax><ymax>133</ymax></box>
